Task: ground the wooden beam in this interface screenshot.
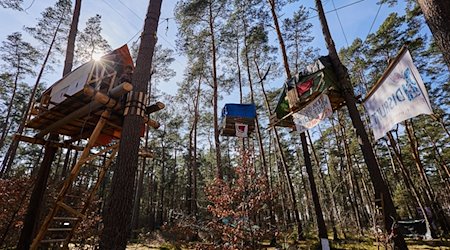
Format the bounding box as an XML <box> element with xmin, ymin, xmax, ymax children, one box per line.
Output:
<box><xmin>139</xmin><ymin>148</ymin><xmax>154</xmax><ymax>158</ymax></box>
<box><xmin>35</xmin><ymin>83</ymin><xmax>132</xmax><ymax>138</ymax></box>
<box><xmin>83</xmin><ymin>87</ymin><xmax>123</xmax><ymax>110</ymax></box>
<box><xmin>79</xmin><ymin>143</ymin><xmax>118</xmax><ymax>165</ymax></box>
<box><xmin>146</xmin><ymin>101</ymin><xmax>165</xmax><ymax>114</ymax></box>
<box><xmin>57</xmin><ymin>202</ymin><xmax>85</xmax><ymax>219</ymax></box>
<box><xmin>108</xmin><ymin>82</ymin><xmax>133</xmax><ymax>98</ymax></box>
<box><xmin>35</xmin><ymin>101</ymin><xmax>101</xmax><ymax>138</ymax></box>
<box><xmin>14</xmin><ymin>134</ymin><xmax>84</xmax><ymax>151</ymax></box>
<box><xmin>145</xmin><ymin>117</ymin><xmax>160</xmax><ymax>129</ymax></box>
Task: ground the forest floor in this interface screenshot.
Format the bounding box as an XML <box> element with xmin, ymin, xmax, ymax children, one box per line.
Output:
<box><xmin>124</xmin><ymin>236</ymin><xmax>450</xmax><ymax>249</ymax></box>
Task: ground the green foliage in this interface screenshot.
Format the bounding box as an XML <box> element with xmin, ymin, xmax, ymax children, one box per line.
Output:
<box><xmin>0</xmin><ymin>32</ymin><xmax>40</xmax><ymax>77</ymax></box>
<box><xmin>0</xmin><ymin>32</ymin><xmax>40</xmax><ymax>153</ymax></box>
<box><xmin>75</xmin><ymin>14</ymin><xmax>111</xmax><ymax>64</ymax></box>
<box><xmin>282</xmin><ymin>6</ymin><xmax>317</xmax><ymax>73</ymax></box>
<box><xmin>24</xmin><ymin>0</ymin><xmax>72</xmax><ymax>59</ymax></box>
<box><xmin>0</xmin><ymin>0</ymin><xmax>23</xmax><ymax>10</ymax></box>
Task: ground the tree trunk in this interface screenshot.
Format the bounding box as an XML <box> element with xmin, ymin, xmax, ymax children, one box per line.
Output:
<box><xmin>300</xmin><ymin>132</ymin><xmax>328</xmax><ymax>240</ymax></box>
<box><xmin>235</xmin><ymin>33</ymin><xmax>243</xmax><ymax>104</ymax></box>
<box><xmin>187</xmin><ymin>76</ymin><xmax>201</xmax><ymax>216</ymax></box>
<box><xmin>317</xmin><ymin>124</ymin><xmax>347</xmax><ymax>239</ymax></box>
<box><xmin>170</xmin><ymin>149</ymin><xmax>177</xmax><ymax>214</ymax></box>
<box><xmin>314</xmin><ymin>0</ymin><xmax>407</xmax><ymax>248</ymax></box>
<box><xmin>192</xmin><ymin>79</ymin><xmax>200</xmax><ymax>217</ymax></box>
<box><xmin>307</xmin><ymin>131</ymin><xmax>339</xmax><ymax>240</ymax></box>
<box><xmin>295</xmin><ymin>148</ymin><xmax>312</xmax><ymax>223</ymax></box>
<box><xmin>187</xmin><ymin>77</ymin><xmax>200</xmax><ymax>215</ymax></box>
<box><xmin>423</xmin><ymin>128</ymin><xmax>450</xmax><ymax>181</ymax></box>
<box><xmin>132</xmin><ymin>137</ymin><xmax>147</xmax><ymax>230</ymax></box>
<box><xmin>99</xmin><ymin>0</ymin><xmax>162</xmax><ymax>248</ymax></box>
<box><xmin>404</xmin><ymin>121</ymin><xmax>435</xmax><ymax>203</ymax></box>
<box><xmin>208</xmin><ymin>2</ymin><xmax>222</xmax><ymax>180</ymax></box>
<box><xmin>16</xmin><ymin>141</ymin><xmax>57</xmax><ymax>249</ymax></box>
<box><xmin>417</xmin><ymin>0</ymin><xmax>450</xmax><ymax>70</ymax></box>
<box><xmin>16</xmin><ymin>16</ymin><xmax>65</xmax><ymax>248</ymax></box>
<box><xmin>60</xmin><ymin>147</ymin><xmax>72</xmax><ymax>179</ymax></box>
<box><xmin>254</xmin><ymin>58</ymin><xmax>305</xmax><ymax>240</ymax></box>
<box><xmin>329</xmin><ymin>115</ymin><xmax>355</xmax><ymax>232</ymax></box>
<box><xmin>132</xmin><ymin>150</ymin><xmax>147</xmax><ymax>230</ymax></box>
<box><xmin>16</xmin><ymin>2</ymin><xmax>81</xmax><ymax>245</ymax></box>
<box><xmin>267</xmin><ymin>0</ymin><xmax>328</xmax><ymax>242</ymax></box>
<box><xmin>277</xmin><ymin>152</ymin><xmax>291</xmax><ymax>228</ymax></box>
<box><xmin>404</xmin><ymin>120</ymin><xmax>450</xmax><ymax>233</ymax></box>
<box><xmin>157</xmin><ymin>134</ymin><xmax>166</xmax><ymax>227</ymax></box>
<box><xmin>147</xmin><ymin>160</ymin><xmax>156</xmax><ymax>230</ymax></box>
<box><xmin>63</xmin><ymin>0</ymin><xmax>81</xmax><ymax>76</ymax></box>
<box><xmin>386</xmin><ymin>132</ymin><xmax>433</xmax><ymax>239</ymax></box>
<box><xmin>186</xmin><ymin>128</ymin><xmax>193</xmax><ymax>214</ymax></box>
<box><xmin>241</xmin><ymin>16</ymin><xmax>275</xmax><ymax>228</ymax></box>
<box><xmin>267</xmin><ymin>0</ymin><xmax>291</xmax><ymax>79</ymax></box>
<box><xmin>338</xmin><ymin>114</ymin><xmax>364</xmax><ymax>234</ymax></box>
<box><xmin>351</xmin><ymin>157</ymin><xmax>372</xmax><ymax>226</ymax></box>
<box><xmin>0</xmin><ymin>70</ymin><xmax>19</xmax><ymax>151</ymax></box>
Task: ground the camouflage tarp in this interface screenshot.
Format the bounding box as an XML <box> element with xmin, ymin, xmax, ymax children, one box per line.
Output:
<box><xmin>274</xmin><ymin>56</ymin><xmax>341</xmax><ymax>120</ymax></box>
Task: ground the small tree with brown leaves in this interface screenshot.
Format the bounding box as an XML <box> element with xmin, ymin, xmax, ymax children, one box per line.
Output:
<box><xmin>205</xmin><ymin>149</ymin><xmax>271</xmax><ymax>249</ymax></box>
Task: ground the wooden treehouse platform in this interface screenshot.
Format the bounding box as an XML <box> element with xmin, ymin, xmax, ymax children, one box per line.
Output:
<box><xmin>220</xmin><ymin>104</ymin><xmax>257</xmax><ymax>137</ymax></box>
<box><xmin>26</xmin><ymin>45</ymin><xmax>133</xmax><ymax>143</ymax></box>
<box><xmin>26</xmin><ymin>45</ymin><xmax>162</xmax><ymax>143</ymax></box>
<box><xmin>21</xmin><ymin>45</ymin><xmax>163</xmax><ymax>249</ymax></box>
<box><xmin>27</xmin><ymin>84</ymin><xmax>128</xmax><ymax>141</ymax></box>
<box><xmin>269</xmin><ymin>56</ymin><xmax>345</xmax><ymax>129</ymax></box>
<box><xmin>220</xmin><ymin>116</ymin><xmax>256</xmax><ymax>137</ymax></box>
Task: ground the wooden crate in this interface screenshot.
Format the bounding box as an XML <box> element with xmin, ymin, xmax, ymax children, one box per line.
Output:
<box><xmin>220</xmin><ymin>116</ymin><xmax>255</xmax><ymax>137</ymax></box>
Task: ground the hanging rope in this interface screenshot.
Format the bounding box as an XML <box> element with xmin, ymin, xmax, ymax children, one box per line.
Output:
<box><xmin>365</xmin><ymin>2</ymin><xmax>383</xmax><ymax>41</ymax></box>
<box><xmin>331</xmin><ymin>0</ymin><xmax>349</xmax><ymax>47</ymax></box>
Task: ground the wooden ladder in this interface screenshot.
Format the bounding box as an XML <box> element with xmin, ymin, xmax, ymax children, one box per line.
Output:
<box><xmin>31</xmin><ymin>109</ymin><xmax>118</xmax><ymax>249</ymax></box>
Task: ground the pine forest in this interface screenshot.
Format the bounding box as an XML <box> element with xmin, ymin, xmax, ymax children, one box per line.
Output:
<box><xmin>0</xmin><ymin>0</ymin><xmax>449</xmax><ymax>249</ymax></box>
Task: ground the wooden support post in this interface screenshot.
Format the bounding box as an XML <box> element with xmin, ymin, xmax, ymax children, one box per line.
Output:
<box><xmin>146</xmin><ymin>101</ymin><xmax>165</xmax><ymax>114</ymax></box>
<box><xmin>145</xmin><ymin>117</ymin><xmax>160</xmax><ymax>129</ymax></box>
<box><xmin>14</xmin><ymin>134</ymin><xmax>84</xmax><ymax>151</ymax></box>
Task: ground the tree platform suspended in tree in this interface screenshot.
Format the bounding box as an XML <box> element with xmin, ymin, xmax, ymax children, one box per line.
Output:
<box><xmin>270</xmin><ymin>56</ymin><xmax>345</xmax><ymax>128</ymax></box>
<box><xmin>25</xmin><ymin>45</ymin><xmax>161</xmax><ymax>145</ymax></box>
<box><xmin>220</xmin><ymin>103</ymin><xmax>256</xmax><ymax>137</ymax></box>
<box><xmin>28</xmin><ymin>45</ymin><xmax>164</xmax><ymax>249</ymax></box>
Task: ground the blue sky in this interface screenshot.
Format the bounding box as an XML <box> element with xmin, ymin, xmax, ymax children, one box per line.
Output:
<box><xmin>0</xmin><ymin>0</ymin><xmax>411</xmax><ymax>102</ymax></box>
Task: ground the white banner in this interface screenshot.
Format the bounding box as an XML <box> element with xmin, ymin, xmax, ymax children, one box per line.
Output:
<box><xmin>364</xmin><ymin>49</ymin><xmax>433</xmax><ymax>140</ymax></box>
<box><xmin>49</xmin><ymin>61</ymin><xmax>93</xmax><ymax>108</ymax></box>
<box><xmin>235</xmin><ymin>123</ymin><xmax>248</xmax><ymax>138</ymax></box>
<box><xmin>293</xmin><ymin>94</ymin><xmax>333</xmax><ymax>133</ymax></box>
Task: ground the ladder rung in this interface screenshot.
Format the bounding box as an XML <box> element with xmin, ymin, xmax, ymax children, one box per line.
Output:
<box><xmin>57</xmin><ymin>202</ymin><xmax>85</xmax><ymax>219</ymax></box>
<box><xmin>87</xmin><ymin>164</ymin><xmax>104</xmax><ymax>169</ymax></box>
<box><xmin>48</xmin><ymin>228</ymin><xmax>72</xmax><ymax>232</ymax></box>
<box><xmin>54</xmin><ymin>217</ymin><xmax>79</xmax><ymax>221</ymax></box>
<box><xmin>66</xmin><ymin>194</ymin><xmax>83</xmax><ymax>199</ymax></box>
<box><xmin>78</xmin><ymin>172</ymin><xmax>94</xmax><ymax>177</ymax></box>
<box><xmin>40</xmin><ymin>238</ymin><xmax>66</xmax><ymax>243</ymax></box>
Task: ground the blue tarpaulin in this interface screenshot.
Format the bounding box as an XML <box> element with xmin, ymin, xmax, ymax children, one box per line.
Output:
<box><xmin>221</xmin><ymin>104</ymin><xmax>256</xmax><ymax>119</ymax></box>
